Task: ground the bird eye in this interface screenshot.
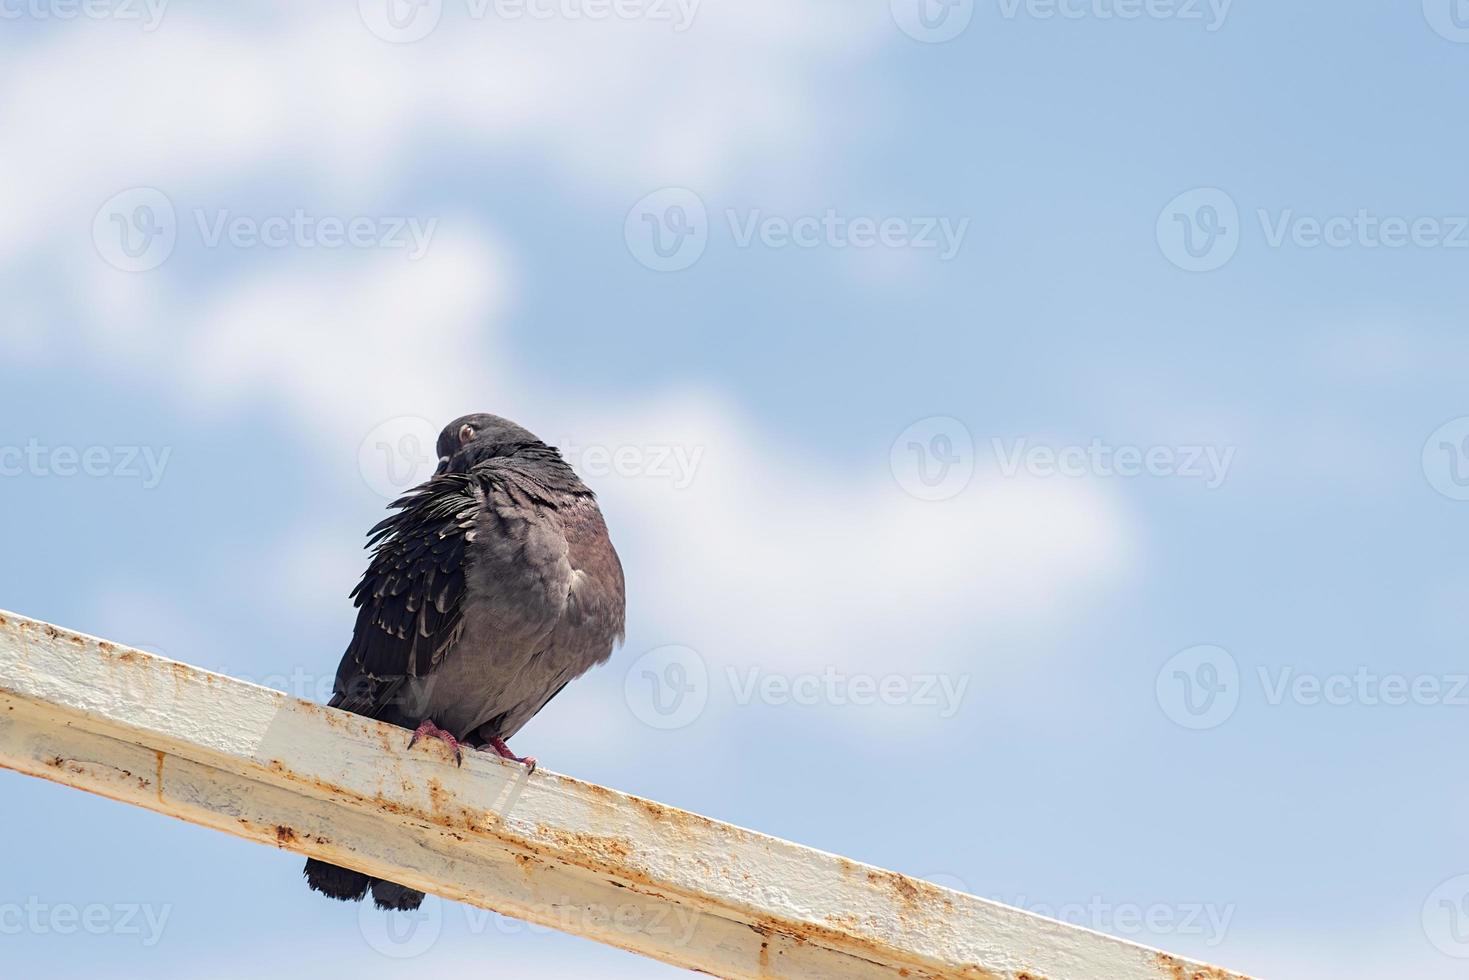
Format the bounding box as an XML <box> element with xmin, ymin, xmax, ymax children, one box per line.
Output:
<box><xmin>458</xmin><ymin>424</ymin><xmax>476</xmax><ymax>444</ymax></box>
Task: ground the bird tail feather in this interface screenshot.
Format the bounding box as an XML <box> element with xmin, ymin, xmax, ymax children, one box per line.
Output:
<box><xmin>302</xmin><ymin>858</ymin><xmax>370</xmax><ymax>902</ymax></box>
<box><xmin>302</xmin><ymin>858</ymin><xmax>426</xmax><ymax>910</ymax></box>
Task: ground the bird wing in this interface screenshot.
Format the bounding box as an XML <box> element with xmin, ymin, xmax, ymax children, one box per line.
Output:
<box><xmin>330</xmin><ymin>471</ymin><xmax>482</xmax><ymax>718</ymax></box>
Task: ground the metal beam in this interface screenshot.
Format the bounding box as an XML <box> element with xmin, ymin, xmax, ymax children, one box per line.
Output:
<box><xmin>0</xmin><ymin>610</ymin><xmax>1251</xmax><ymax>980</ymax></box>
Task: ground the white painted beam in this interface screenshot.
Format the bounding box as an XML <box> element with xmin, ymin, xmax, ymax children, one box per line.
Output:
<box><xmin>0</xmin><ymin>610</ymin><xmax>1251</xmax><ymax>980</ymax></box>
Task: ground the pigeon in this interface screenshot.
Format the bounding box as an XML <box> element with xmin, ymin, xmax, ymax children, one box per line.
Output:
<box><xmin>304</xmin><ymin>413</ymin><xmax>626</xmax><ymax>911</ymax></box>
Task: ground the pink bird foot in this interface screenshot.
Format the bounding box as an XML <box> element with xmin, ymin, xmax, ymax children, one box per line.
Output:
<box><xmin>481</xmin><ymin>736</ymin><xmax>537</xmax><ymax>774</ymax></box>
<box><xmin>407</xmin><ymin>719</ymin><xmax>463</xmax><ymax>766</ymax></box>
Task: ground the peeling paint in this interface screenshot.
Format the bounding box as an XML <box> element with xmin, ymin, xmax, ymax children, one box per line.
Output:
<box><xmin>1155</xmin><ymin>953</ymin><xmax>1247</xmax><ymax>980</ymax></box>
<box><xmin>0</xmin><ymin>609</ymin><xmax>1257</xmax><ymax>980</ymax></box>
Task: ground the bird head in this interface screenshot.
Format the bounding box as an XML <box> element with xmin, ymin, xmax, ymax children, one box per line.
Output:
<box><xmin>435</xmin><ymin>413</ymin><xmax>547</xmax><ymax>475</ymax></box>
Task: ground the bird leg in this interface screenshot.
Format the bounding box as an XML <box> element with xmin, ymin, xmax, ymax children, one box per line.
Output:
<box><xmin>407</xmin><ymin>719</ymin><xmax>463</xmax><ymax>767</ymax></box>
<box><xmin>480</xmin><ymin>736</ymin><xmax>537</xmax><ymax>774</ymax></box>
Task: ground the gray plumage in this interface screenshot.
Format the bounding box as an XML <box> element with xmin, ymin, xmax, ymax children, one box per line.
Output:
<box><xmin>304</xmin><ymin>413</ymin><xmax>625</xmax><ymax>910</ymax></box>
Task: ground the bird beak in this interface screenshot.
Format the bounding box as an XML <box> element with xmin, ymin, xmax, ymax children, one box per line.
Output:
<box><xmin>434</xmin><ymin>456</ymin><xmax>450</xmax><ymax>476</ymax></box>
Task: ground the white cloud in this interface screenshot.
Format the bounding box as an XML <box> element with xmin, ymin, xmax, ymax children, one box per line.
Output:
<box><xmin>571</xmin><ymin>392</ymin><xmax>1135</xmax><ymax>678</ymax></box>
<box><xmin>57</xmin><ymin>219</ymin><xmax>1138</xmax><ymax>737</ymax></box>
<box><xmin>186</xmin><ymin>228</ymin><xmax>514</xmax><ymax>437</ymax></box>
<box><xmin>0</xmin><ymin>2</ymin><xmax>890</xmax><ymax>264</ymax></box>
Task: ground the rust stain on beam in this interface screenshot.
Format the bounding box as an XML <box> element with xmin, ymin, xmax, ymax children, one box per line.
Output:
<box><xmin>0</xmin><ymin>610</ymin><xmax>1257</xmax><ymax>980</ymax></box>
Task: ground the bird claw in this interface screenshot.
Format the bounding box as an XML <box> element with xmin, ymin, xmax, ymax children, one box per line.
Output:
<box><xmin>408</xmin><ymin>719</ymin><xmax>463</xmax><ymax>767</ymax></box>
<box><xmin>481</xmin><ymin>736</ymin><xmax>537</xmax><ymax>774</ymax></box>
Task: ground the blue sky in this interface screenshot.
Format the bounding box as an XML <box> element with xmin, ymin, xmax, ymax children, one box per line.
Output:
<box><xmin>2</xmin><ymin>2</ymin><xmax>1468</xmax><ymax>977</ymax></box>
